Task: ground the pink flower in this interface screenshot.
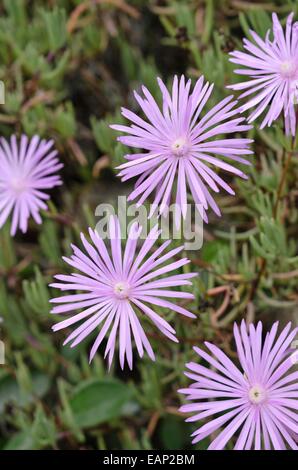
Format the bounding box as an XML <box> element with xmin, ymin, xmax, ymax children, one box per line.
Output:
<box><xmin>228</xmin><ymin>13</ymin><xmax>298</xmax><ymax>135</ymax></box>
<box><xmin>111</xmin><ymin>76</ymin><xmax>252</xmax><ymax>223</ymax></box>
<box><xmin>179</xmin><ymin>321</ymin><xmax>298</xmax><ymax>450</ymax></box>
<box><xmin>50</xmin><ymin>216</ymin><xmax>197</xmax><ymax>369</ymax></box>
<box><xmin>0</xmin><ymin>135</ymin><xmax>63</xmax><ymax>236</ymax></box>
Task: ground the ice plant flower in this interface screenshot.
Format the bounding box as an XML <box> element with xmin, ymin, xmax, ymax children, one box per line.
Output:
<box><xmin>228</xmin><ymin>13</ymin><xmax>298</xmax><ymax>135</ymax></box>
<box><xmin>50</xmin><ymin>216</ymin><xmax>196</xmax><ymax>369</ymax></box>
<box><xmin>0</xmin><ymin>135</ymin><xmax>63</xmax><ymax>236</ymax></box>
<box><xmin>179</xmin><ymin>321</ymin><xmax>298</xmax><ymax>450</ymax></box>
<box><xmin>111</xmin><ymin>75</ymin><xmax>252</xmax><ymax>223</ymax></box>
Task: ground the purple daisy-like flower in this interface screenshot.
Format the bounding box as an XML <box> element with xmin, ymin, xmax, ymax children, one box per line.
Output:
<box><xmin>111</xmin><ymin>76</ymin><xmax>252</xmax><ymax>222</ymax></box>
<box><xmin>50</xmin><ymin>216</ymin><xmax>196</xmax><ymax>369</ymax></box>
<box><xmin>0</xmin><ymin>135</ymin><xmax>63</xmax><ymax>236</ymax></box>
<box><xmin>179</xmin><ymin>321</ymin><xmax>298</xmax><ymax>450</ymax></box>
<box><xmin>228</xmin><ymin>13</ymin><xmax>298</xmax><ymax>135</ymax></box>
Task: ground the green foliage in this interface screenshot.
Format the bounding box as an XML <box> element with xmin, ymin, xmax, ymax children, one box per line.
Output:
<box><xmin>38</xmin><ymin>219</ymin><xmax>62</xmax><ymax>265</ymax></box>
<box><xmin>0</xmin><ymin>370</ymin><xmax>50</xmax><ymax>413</ymax></box>
<box><xmin>40</xmin><ymin>7</ymin><xmax>67</xmax><ymax>52</ymax></box>
<box><xmin>22</xmin><ymin>267</ymin><xmax>50</xmax><ymax>317</ymax></box>
<box><xmin>91</xmin><ymin>112</ymin><xmax>126</xmax><ymax>164</ymax></box>
<box><xmin>69</xmin><ymin>378</ymin><xmax>137</xmax><ymax>428</ymax></box>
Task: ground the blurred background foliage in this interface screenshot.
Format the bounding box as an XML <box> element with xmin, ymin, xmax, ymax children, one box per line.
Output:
<box><xmin>0</xmin><ymin>0</ymin><xmax>297</xmax><ymax>450</ymax></box>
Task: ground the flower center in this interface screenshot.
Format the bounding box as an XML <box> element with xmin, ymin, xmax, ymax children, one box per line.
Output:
<box><xmin>113</xmin><ymin>281</ymin><xmax>130</xmax><ymax>299</ymax></box>
<box><xmin>280</xmin><ymin>60</ymin><xmax>297</xmax><ymax>79</ymax></box>
<box><xmin>248</xmin><ymin>384</ymin><xmax>267</xmax><ymax>405</ymax></box>
<box><xmin>171</xmin><ymin>137</ymin><xmax>188</xmax><ymax>157</ymax></box>
<box><xmin>10</xmin><ymin>177</ymin><xmax>27</xmax><ymax>194</ymax></box>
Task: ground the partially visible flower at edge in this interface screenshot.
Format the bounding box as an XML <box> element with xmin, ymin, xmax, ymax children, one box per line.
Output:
<box><xmin>111</xmin><ymin>75</ymin><xmax>253</xmax><ymax>223</ymax></box>
<box><xmin>179</xmin><ymin>320</ymin><xmax>298</xmax><ymax>450</ymax></box>
<box><xmin>228</xmin><ymin>12</ymin><xmax>298</xmax><ymax>136</ymax></box>
<box><xmin>0</xmin><ymin>134</ymin><xmax>63</xmax><ymax>236</ymax></box>
<box><xmin>50</xmin><ymin>215</ymin><xmax>197</xmax><ymax>369</ymax></box>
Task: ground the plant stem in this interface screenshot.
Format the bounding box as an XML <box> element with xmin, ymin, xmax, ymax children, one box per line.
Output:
<box><xmin>273</xmin><ymin>144</ymin><xmax>294</xmax><ymax>217</ymax></box>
